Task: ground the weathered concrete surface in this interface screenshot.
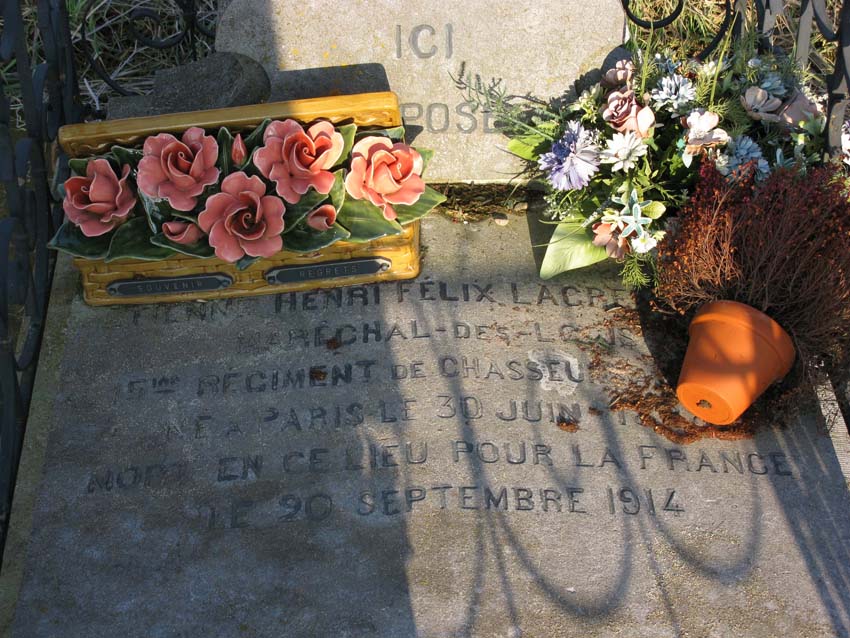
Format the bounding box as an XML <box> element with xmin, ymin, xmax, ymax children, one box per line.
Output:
<box><xmin>107</xmin><ymin>52</ymin><xmax>270</xmax><ymax>120</ymax></box>
<box><xmin>3</xmin><ymin>213</ymin><xmax>850</xmax><ymax>637</ymax></box>
<box><xmin>215</xmin><ymin>0</ymin><xmax>625</xmax><ymax>182</ymax></box>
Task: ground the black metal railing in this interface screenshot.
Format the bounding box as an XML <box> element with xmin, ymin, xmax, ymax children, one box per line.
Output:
<box><xmin>0</xmin><ymin>0</ymin><xmax>83</xmax><ymax>553</ymax></box>
<box><xmin>78</xmin><ymin>0</ymin><xmax>216</xmax><ymax>98</ymax></box>
<box><xmin>622</xmin><ymin>0</ymin><xmax>850</xmax><ymax>157</ymax></box>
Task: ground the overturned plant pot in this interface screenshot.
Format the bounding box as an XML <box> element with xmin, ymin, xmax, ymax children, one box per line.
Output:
<box><xmin>676</xmin><ymin>300</ymin><xmax>795</xmax><ymax>425</ymax></box>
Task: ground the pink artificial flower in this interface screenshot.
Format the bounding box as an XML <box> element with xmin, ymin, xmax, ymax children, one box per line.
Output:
<box><xmin>306</xmin><ymin>204</ymin><xmax>337</xmax><ymax>231</ymax></box>
<box><xmin>197</xmin><ymin>171</ymin><xmax>285</xmax><ymax>262</ymax></box>
<box><xmin>137</xmin><ymin>127</ymin><xmax>219</xmax><ymax>211</ymax></box>
<box><xmin>344</xmin><ymin>136</ymin><xmax>425</xmax><ymax>220</ymax></box>
<box><xmin>63</xmin><ymin>158</ymin><xmax>136</xmax><ymax>237</ymax></box>
<box><xmin>603</xmin><ymin>90</ymin><xmax>655</xmax><ymax>138</ymax></box>
<box><xmin>601</xmin><ymin>59</ymin><xmax>634</xmax><ymax>89</ymax></box>
<box><xmin>253</xmin><ymin>119</ymin><xmax>344</xmax><ymax>204</ymax></box>
<box><xmin>780</xmin><ymin>90</ymin><xmax>822</xmax><ymax>129</ymax></box>
<box><xmin>592</xmin><ymin>222</ymin><xmax>629</xmax><ymax>259</ymax></box>
<box><xmin>162</xmin><ymin>220</ymin><xmax>204</xmax><ymax>245</ymax></box>
<box><xmin>231</xmin><ymin>133</ymin><xmax>247</xmax><ymax>165</ymax></box>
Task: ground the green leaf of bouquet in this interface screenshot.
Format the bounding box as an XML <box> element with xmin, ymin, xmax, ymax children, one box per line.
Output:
<box><xmin>138</xmin><ymin>189</ymin><xmax>180</xmax><ymax>232</ymax></box>
<box><xmin>393</xmin><ymin>185</ymin><xmax>446</xmax><ymax>225</ymax></box>
<box><xmin>150</xmin><ymin>233</ymin><xmax>215</xmax><ymax>258</ymax></box>
<box><xmin>330</xmin><ymin>170</ymin><xmax>346</xmax><ymax>210</ymax></box>
<box><xmin>105</xmin><ymin>217</ymin><xmax>176</xmax><ymax>262</ymax></box>
<box><xmin>217</xmin><ymin>127</ymin><xmax>234</xmax><ymax>177</ymax></box>
<box><xmin>282</xmin><ymin>221</ymin><xmax>351</xmax><ymax>253</ymax></box>
<box><xmin>418</xmin><ymin>148</ymin><xmax>434</xmax><ymax>174</ymax></box>
<box><xmin>334</xmin><ymin>123</ymin><xmax>357</xmax><ymax>168</ymax></box>
<box><xmin>642</xmin><ymin>201</ymin><xmax>666</xmax><ymax>219</ymax></box>
<box><xmin>282</xmin><ymin>189</ymin><xmax>330</xmax><ymax>234</ymax></box>
<box><xmin>242</xmin><ymin>118</ymin><xmax>271</xmax><ymax>153</ymax></box>
<box><xmin>538</xmin><ymin>121</ymin><xmax>560</xmax><ymax>137</ymax></box>
<box><xmin>336</xmin><ymin>198</ymin><xmax>403</xmax><ymax>243</ymax></box>
<box><xmin>507</xmin><ymin>134</ymin><xmax>547</xmax><ymax>162</ymax></box>
<box><xmin>235</xmin><ymin>255</ymin><xmax>260</xmax><ymax>271</ymax></box>
<box><xmin>47</xmin><ymin>219</ymin><xmax>112</xmax><ymax>259</ymax></box>
<box><xmin>539</xmin><ymin>221</ymin><xmax>608</xmax><ymax>280</ymax></box>
<box><xmin>111</xmin><ymin>145</ymin><xmax>144</xmax><ymax>169</ymax></box>
<box><xmin>68</xmin><ymin>157</ymin><xmax>91</xmax><ymax>176</ymax></box>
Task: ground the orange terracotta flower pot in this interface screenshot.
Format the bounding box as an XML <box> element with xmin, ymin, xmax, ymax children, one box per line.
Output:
<box><xmin>676</xmin><ymin>300</ymin><xmax>795</xmax><ymax>425</ymax></box>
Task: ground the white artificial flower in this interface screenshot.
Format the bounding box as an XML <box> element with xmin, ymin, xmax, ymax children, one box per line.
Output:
<box><xmin>600</xmin><ymin>131</ymin><xmax>647</xmax><ymax>172</ymax></box>
<box><xmin>842</xmin><ymin>121</ymin><xmax>850</xmax><ymax>167</ymax></box>
<box><xmin>631</xmin><ymin>233</ymin><xmax>658</xmax><ymax>253</ymax></box>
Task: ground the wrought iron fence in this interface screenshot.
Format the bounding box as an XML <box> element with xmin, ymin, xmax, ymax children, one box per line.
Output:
<box><xmin>0</xmin><ymin>0</ymin><xmax>82</xmax><ymax>554</ymax></box>
<box><xmin>0</xmin><ymin>0</ymin><xmax>848</xmax><ymax>559</ymax></box>
<box><xmin>622</xmin><ymin>0</ymin><xmax>850</xmax><ymax>156</ymax></box>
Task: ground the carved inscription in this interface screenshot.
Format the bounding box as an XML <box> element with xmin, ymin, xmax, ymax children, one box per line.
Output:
<box><xmin>93</xmin><ymin>279</ymin><xmax>800</xmax><ymax>540</ymax></box>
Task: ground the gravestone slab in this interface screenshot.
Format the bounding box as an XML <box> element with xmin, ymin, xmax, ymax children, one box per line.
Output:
<box><xmin>3</xmin><ymin>213</ymin><xmax>850</xmax><ymax>637</ymax></box>
<box><xmin>214</xmin><ymin>0</ymin><xmax>625</xmax><ymax>182</ymax></box>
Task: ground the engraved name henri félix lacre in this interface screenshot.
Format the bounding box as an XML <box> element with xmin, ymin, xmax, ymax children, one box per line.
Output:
<box><xmin>127</xmin><ymin>280</ymin><xmax>632</xmax><ymax>326</ymax></box>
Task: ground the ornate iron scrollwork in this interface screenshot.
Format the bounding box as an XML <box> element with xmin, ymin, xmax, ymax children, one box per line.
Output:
<box><xmin>78</xmin><ymin>0</ymin><xmax>216</xmax><ymax>97</ymax></box>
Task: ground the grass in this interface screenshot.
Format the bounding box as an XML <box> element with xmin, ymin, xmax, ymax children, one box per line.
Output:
<box><xmin>1</xmin><ymin>0</ymin><xmax>217</xmax><ymax>128</ymax></box>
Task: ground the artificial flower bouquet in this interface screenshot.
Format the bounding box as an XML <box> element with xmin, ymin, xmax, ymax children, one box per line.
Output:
<box><xmin>457</xmin><ymin>34</ymin><xmax>831</xmax><ymax>287</ymax></box>
<box><xmin>50</xmin><ymin>117</ymin><xmax>444</xmax><ymax>268</ymax></box>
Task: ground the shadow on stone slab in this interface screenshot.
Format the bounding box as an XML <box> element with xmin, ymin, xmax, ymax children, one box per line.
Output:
<box><xmin>107</xmin><ymin>52</ymin><xmax>270</xmax><ymax>120</ymax></box>
<box><xmin>267</xmin><ymin>64</ymin><xmax>391</xmax><ymax>103</ymax></box>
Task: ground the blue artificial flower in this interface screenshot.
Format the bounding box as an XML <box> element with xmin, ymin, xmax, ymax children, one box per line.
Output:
<box><xmin>715</xmin><ymin>135</ymin><xmax>771</xmax><ymax>181</ymax></box>
<box><xmin>538</xmin><ymin>121</ymin><xmax>600</xmax><ymax>191</ymax></box>
<box><xmin>759</xmin><ymin>71</ymin><xmax>788</xmax><ymax>99</ymax></box>
<box><xmin>651</xmin><ymin>74</ymin><xmax>697</xmax><ymax>113</ymax></box>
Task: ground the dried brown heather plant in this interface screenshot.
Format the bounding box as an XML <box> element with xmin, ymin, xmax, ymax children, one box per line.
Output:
<box><xmin>656</xmin><ymin>160</ymin><xmax>850</xmax><ymax>370</ymax></box>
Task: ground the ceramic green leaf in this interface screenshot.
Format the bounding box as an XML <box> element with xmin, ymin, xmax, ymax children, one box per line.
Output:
<box><xmin>337</xmin><ymin>198</ymin><xmax>403</xmax><ymax>243</ymax></box>
<box><xmin>393</xmin><ymin>185</ymin><xmax>446</xmax><ymax>226</ymax></box>
<box><xmin>150</xmin><ymin>233</ymin><xmax>215</xmax><ymax>259</ymax></box>
<box><xmin>282</xmin><ymin>221</ymin><xmax>351</xmax><ymax>253</ymax></box>
<box><xmin>105</xmin><ymin>218</ymin><xmax>176</xmax><ymax>262</ymax></box>
<box><xmin>48</xmin><ymin>220</ymin><xmax>112</xmax><ymax>259</ymax></box>
<box><xmin>282</xmin><ymin>189</ymin><xmax>330</xmax><ymax>233</ymax></box>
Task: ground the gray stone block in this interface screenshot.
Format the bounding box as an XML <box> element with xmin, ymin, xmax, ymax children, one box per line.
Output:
<box><xmin>215</xmin><ymin>0</ymin><xmax>626</xmax><ymax>182</ymax></box>
<box><xmin>107</xmin><ymin>51</ymin><xmax>270</xmax><ymax>120</ymax></box>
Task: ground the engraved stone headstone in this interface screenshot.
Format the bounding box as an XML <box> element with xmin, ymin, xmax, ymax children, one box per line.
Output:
<box><xmin>3</xmin><ymin>213</ymin><xmax>850</xmax><ymax>636</ymax></box>
<box><xmin>214</xmin><ymin>0</ymin><xmax>625</xmax><ymax>182</ymax></box>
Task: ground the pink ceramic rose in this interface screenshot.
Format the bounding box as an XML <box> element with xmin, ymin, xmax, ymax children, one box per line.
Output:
<box><xmin>603</xmin><ymin>90</ymin><xmax>655</xmax><ymax>138</ymax></box>
<box><xmin>305</xmin><ymin>204</ymin><xmax>337</xmax><ymax>231</ymax></box>
<box><xmin>253</xmin><ymin>119</ymin><xmax>344</xmax><ymax>204</ymax></box>
<box><xmin>136</xmin><ymin>127</ymin><xmax>219</xmax><ymax>211</ymax></box>
<box><xmin>63</xmin><ymin>158</ymin><xmax>136</xmax><ymax>237</ymax></box>
<box><xmin>344</xmin><ymin>136</ymin><xmax>425</xmax><ymax>221</ymax></box>
<box><xmin>162</xmin><ymin>220</ymin><xmax>204</xmax><ymax>245</ymax></box>
<box><xmin>601</xmin><ymin>59</ymin><xmax>634</xmax><ymax>88</ymax></box>
<box><xmin>197</xmin><ymin>171</ymin><xmax>285</xmax><ymax>262</ymax></box>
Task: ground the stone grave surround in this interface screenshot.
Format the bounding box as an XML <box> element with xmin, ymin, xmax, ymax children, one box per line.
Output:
<box><xmin>214</xmin><ymin>0</ymin><xmax>626</xmax><ymax>182</ymax></box>
<box><xmin>2</xmin><ymin>214</ymin><xmax>850</xmax><ymax>637</ymax></box>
